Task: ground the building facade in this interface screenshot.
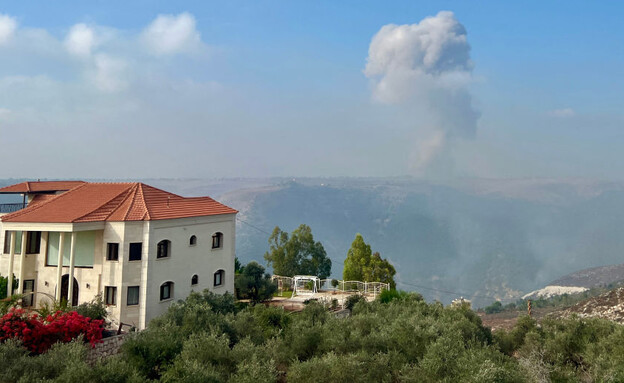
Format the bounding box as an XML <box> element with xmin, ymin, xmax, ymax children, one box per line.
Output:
<box><xmin>0</xmin><ymin>181</ymin><xmax>237</xmax><ymax>329</ymax></box>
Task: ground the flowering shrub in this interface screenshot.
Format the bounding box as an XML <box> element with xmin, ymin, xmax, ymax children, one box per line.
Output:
<box><xmin>0</xmin><ymin>308</ymin><xmax>103</xmax><ymax>354</ymax></box>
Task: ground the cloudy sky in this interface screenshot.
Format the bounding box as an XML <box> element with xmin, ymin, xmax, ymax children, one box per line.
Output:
<box><xmin>0</xmin><ymin>1</ymin><xmax>622</xmax><ymax>180</ymax></box>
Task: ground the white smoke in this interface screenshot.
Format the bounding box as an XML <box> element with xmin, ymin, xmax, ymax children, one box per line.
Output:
<box><xmin>365</xmin><ymin>11</ymin><xmax>479</xmax><ymax>174</ymax></box>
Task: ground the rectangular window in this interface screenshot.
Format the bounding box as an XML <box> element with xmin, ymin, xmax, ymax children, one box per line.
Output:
<box><xmin>26</xmin><ymin>231</ymin><xmax>41</xmax><ymax>254</ymax></box>
<box><xmin>160</xmin><ymin>282</ymin><xmax>172</xmax><ymax>300</ymax></box>
<box><xmin>3</xmin><ymin>231</ymin><xmax>22</xmax><ymax>254</ymax></box>
<box><xmin>214</xmin><ymin>271</ymin><xmax>223</xmax><ymax>286</ymax></box>
<box><xmin>129</xmin><ymin>243</ymin><xmax>142</xmax><ymax>261</ymax></box>
<box><xmin>106</xmin><ymin>243</ymin><xmax>119</xmax><ymax>261</ymax></box>
<box><xmin>127</xmin><ymin>286</ymin><xmax>139</xmax><ymax>306</ymax></box>
<box><xmin>105</xmin><ymin>286</ymin><xmax>117</xmax><ymax>306</ymax></box>
<box><xmin>212</xmin><ymin>233</ymin><xmax>222</xmax><ymax>249</ymax></box>
<box><xmin>46</xmin><ymin>232</ymin><xmax>95</xmax><ymax>268</ymax></box>
<box><xmin>22</xmin><ymin>280</ymin><xmax>35</xmax><ymax>307</ymax></box>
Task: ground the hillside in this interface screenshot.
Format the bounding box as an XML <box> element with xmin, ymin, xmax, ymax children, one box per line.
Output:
<box><xmin>548</xmin><ymin>263</ymin><xmax>624</xmax><ymax>288</ymax></box>
<box><xmin>5</xmin><ymin>176</ymin><xmax>624</xmax><ymax>307</ymax></box>
<box><xmin>558</xmin><ymin>287</ymin><xmax>624</xmax><ymax>324</ymax></box>
<box><xmin>214</xmin><ymin>177</ymin><xmax>624</xmax><ymax>307</ymax></box>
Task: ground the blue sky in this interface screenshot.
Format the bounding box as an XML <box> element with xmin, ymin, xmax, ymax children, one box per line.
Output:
<box><xmin>0</xmin><ymin>1</ymin><xmax>622</xmax><ymax>179</ymax></box>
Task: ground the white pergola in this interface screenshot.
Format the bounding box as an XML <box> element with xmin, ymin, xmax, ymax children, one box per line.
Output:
<box><xmin>291</xmin><ymin>275</ymin><xmax>320</xmax><ymax>297</ymax></box>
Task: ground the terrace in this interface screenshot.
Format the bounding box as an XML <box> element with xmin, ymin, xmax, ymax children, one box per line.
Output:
<box><xmin>0</xmin><ymin>202</ymin><xmax>26</xmax><ymax>214</ymax></box>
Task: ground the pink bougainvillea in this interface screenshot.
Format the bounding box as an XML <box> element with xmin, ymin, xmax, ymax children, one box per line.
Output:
<box><xmin>0</xmin><ymin>308</ymin><xmax>103</xmax><ymax>354</ymax></box>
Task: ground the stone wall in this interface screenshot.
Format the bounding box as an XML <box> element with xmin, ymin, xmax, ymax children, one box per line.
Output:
<box><xmin>86</xmin><ymin>333</ymin><xmax>129</xmax><ymax>364</ymax></box>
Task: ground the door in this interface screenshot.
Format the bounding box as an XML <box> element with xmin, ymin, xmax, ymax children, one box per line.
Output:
<box><xmin>60</xmin><ymin>275</ymin><xmax>79</xmax><ymax>306</ymax></box>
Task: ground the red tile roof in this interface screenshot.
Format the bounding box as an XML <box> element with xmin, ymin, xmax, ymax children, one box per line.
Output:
<box><xmin>1</xmin><ymin>182</ymin><xmax>237</xmax><ymax>223</ymax></box>
<box><xmin>0</xmin><ymin>181</ymin><xmax>86</xmax><ymax>194</ymax></box>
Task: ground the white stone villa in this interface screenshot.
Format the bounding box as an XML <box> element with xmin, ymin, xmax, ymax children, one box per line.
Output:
<box><xmin>0</xmin><ymin>181</ymin><xmax>237</xmax><ymax>329</ymax></box>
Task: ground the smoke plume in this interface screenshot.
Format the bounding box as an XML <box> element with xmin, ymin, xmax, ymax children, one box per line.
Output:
<box><xmin>365</xmin><ymin>11</ymin><xmax>479</xmax><ymax>174</ymax></box>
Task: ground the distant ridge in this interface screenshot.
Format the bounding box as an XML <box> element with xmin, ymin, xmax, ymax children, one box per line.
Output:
<box><xmin>548</xmin><ymin>263</ymin><xmax>624</xmax><ymax>288</ymax></box>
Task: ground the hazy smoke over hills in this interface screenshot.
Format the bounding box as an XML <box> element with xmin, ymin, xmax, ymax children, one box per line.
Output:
<box><xmin>364</xmin><ymin>11</ymin><xmax>480</xmax><ymax>174</ymax></box>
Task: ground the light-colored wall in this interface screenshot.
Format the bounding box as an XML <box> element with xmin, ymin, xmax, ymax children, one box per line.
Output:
<box><xmin>143</xmin><ymin>214</ymin><xmax>236</xmax><ymax>326</ymax></box>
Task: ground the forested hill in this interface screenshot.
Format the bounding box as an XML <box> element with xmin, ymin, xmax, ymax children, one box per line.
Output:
<box><xmin>215</xmin><ymin>177</ymin><xmax>624</xmax><ymax>307</ymax></box>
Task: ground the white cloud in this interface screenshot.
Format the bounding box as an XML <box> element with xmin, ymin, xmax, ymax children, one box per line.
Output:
<box><xmin>365</xmin><ymin>11</ymin><xmax>479</xmax><ymax>174</ymax></box>
<box><xmin>141</xmin><ymin>12</ymin><xmax>201</xmax><ymax>55</ymax></box>
<box><xmin>0</xmin><ymin>14</ymin><xmax>17</xmax><ymax>45</ymax></box>
<box><xmin>65</xmin><ymin>23</ymin><xmax>96</xmax><ymax>57</ymax></box>
<box><xmin>549</xmin><ymin>108</ymin><xmax>575</xmax><ymax>118</ymax></box>
<box><xmin>93</xmin><ymin>54</ymin><xmax>128</xmax><ymax>92</ymax></box>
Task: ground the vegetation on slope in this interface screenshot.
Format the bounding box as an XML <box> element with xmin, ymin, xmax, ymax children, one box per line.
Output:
<box><xmin>481</xmin><ymin>281</ymin><xmax>624</xmax><ymax>314</ymax></box>
<box><xmin>6</xmin><ymin>288</ymin><xmax>624</xmax><ymax>382</ymax></box>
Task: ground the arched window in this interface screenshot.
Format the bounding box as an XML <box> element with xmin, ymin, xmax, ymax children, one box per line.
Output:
<box><xmin>214</xmin><ymin>270</ymin><xmax>224</xmax><ymax>287</ymax></box>
<box><xmin>189</xmin><ymin>235</ymin><xmax>197</xmax><ymax>246</ymax></box>
<box><xmin>212</xmin><ymin>232</ymin><xmax>223</xmax><ymax>249</ymax></box>
<box><xmin>191</xmin><ymin>274</ymin><xmax>198</xmax><ymax>285</ymax></box>
<box><xmin>160</xmin><ymin>281</ymin><xmax>174</xmax><ymax>301</ymax></box>
<box><xmin>157</xmin><ymin>240</ymin><xmax>170</xmax><ymax>259</ymax></box>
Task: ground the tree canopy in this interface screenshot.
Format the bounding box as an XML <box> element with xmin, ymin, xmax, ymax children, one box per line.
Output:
<box><xmin>264</xmin><ymin>224</ymin><xmax>332</xmax><ymax>279</ymax></box>
<box><xmin>343</xmin><ymin>234</ymin><xmax>396</xmax><ymax>288</ymax></box>
<box><xmin>234</xmin><ymin>261</ymin><xmax>276</xmax><ymax>304</ymax></box>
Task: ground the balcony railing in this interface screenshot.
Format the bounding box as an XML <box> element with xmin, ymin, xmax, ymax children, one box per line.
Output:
<box><xmin>0</xmin><ymin>203</ymin><xmax>26</xmax><ymax>213</ymax></box>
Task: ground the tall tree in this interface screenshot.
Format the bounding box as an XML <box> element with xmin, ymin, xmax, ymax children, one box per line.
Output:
<box><xmin>264</xmin><ymin>224</ymin><xmax>332</xmax><ymax>279</ymax></box>
<box><xmin>342</xmin><ymin>234</ymin><xmax>371</xmax><ymax>281</ymax></box>
<box><xmin>343</xmin><ymin>234</ymin><xmax>396</xmax><ymax>288</ymax></box>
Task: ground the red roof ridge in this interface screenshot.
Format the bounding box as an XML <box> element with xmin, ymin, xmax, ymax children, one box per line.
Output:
<box><xmin>100</xmin><ymin>184</ymin><xmax>138</xmax><ymax>222</ymax></box>
<box><xmin>73</xmin><ymin>184</ymin><xmax>136</xmax><ymax>223</ymax></box>
<box><xmin>137</xmin><ymin>183</ymin><xmax>152</xmax><ymax>220</ymax></box>
<box><xmin>137</xmin><ymin>182</ymin><xmax>183</xmax><ymax>198</ymax></box>
<box><xmin>1</xmin><ymin>183</ymin><xmax>89</xmax><ymax>221</ymax></box>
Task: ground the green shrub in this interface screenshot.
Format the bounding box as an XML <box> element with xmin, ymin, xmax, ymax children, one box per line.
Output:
<box><xmin>345</xmin><ymin>294</ymin><xmax>366</xmax><ymax>311</ymax></box>
<box><xmin>75</xmin><ymin>294</ymin><xmax>107</xmax><ymax>320</ymax></box>
<box><xmin>484</xmin><ymin>301</ymin><xmax>504</xmax><ymax>314</ymax></box>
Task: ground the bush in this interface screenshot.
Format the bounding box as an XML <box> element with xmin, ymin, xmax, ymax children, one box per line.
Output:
<box><xmin>75</xmin><ymin>294</ymin><xmax>107</xmax><ymax>321</ymax></box>
<box><xmin>484</xmin><ymin>301</ymin><xmax>504</xmax><ymax>314</ymax></box>
<box><xmin>0</xmin><ymin>307</ymin><xmax>103</xmax><ymax>354</ymax></box>
<box><xmin>235</xmin><ymin>262</ymin><xmax>277</xmax><ymax>304</ymax></box>
<box><xmin>345</xmin><ymin>294</ymin><xmax>366</xmax><ymax>311</ymax></box>
<box><xmin>378</xmin><ymin>289</ymin><xmax>421</xmax><ymax>303</ymax></box>
<box><xmin>0</xmin><ymin>274</ymin><xmax>18</xmax><ymax>300</ymax></box>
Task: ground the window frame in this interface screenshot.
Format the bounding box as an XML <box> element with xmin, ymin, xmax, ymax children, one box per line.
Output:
<box><xmin>105</xmin><ymin>286</ymin><xmax>117</xmax><ymax>306</ymax></box>
<box><xmin>213</xmin><ymin>270</ymin><xmax>224</xmax><ymax>287</ymax></box>
<box><xmin>22</xmin><ymin>279</ymin><xmax>35</xmax><ymax>307</ymax></box>
<box><xmin>127</xmin><ymin>286</ymin><xmax>140</xmax><ymax>306</ymax></box>
<box><xmin>26</xmin><ymin>231</ymin><xmax>41</xmax><ymax>254</ymax></box>
<box><xmin>106</xmin><ymin>242</ymin><xmax>119</xmax><ymax>261</ymax></box>
<box><xmin>3</xmin><ymin>231</ymin><xmax>9</xmax><ymax>254</ymax></box>
<box><xmin>4</xmin><ymin>231</ymin><xmax>22</xmax><ymax>254</ymax></box>
<box><xmin>189</xmin><ymin>235</ymin><xmax>197</xmax><ymax>246</ymax></box>
<box><xmin>212</xmin><ymin>232</ymin><xmax>223</xmax><ymax>249</ymax></box>
<box><xmin>160</xmin><ymin>281</ymin><xmax>174</xmax><ymax>301</ymax></box>
<box><xmin>191</xmin><ymin>274</ymin><xmax>198</xmax><ymax>286</ymax></box>
<box><xmin>156</xmin><ymin>240</ymin><xmax>170</xmax><ymax>259</ymax></box>
<box><xmin>129</xmin><ymin>242</ymin><xmax>142</xmax><ymax>261</ymax></box>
